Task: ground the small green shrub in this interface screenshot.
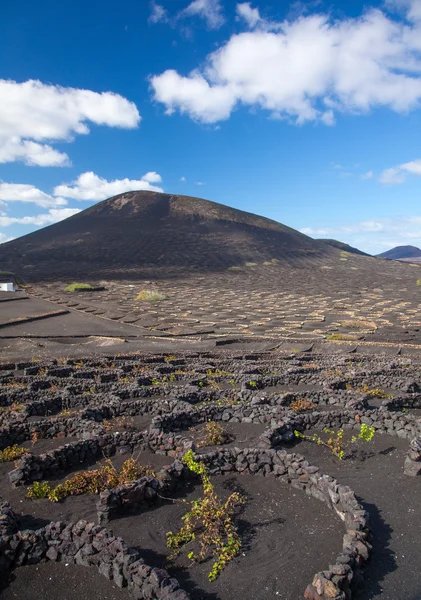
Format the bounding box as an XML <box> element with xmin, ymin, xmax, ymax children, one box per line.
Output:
<box><xmin>65</xmin><ymin>283</ymin><xmax>94</xmax><ymax>292</ymax></box>
<box><xmin>350</xmin><ymin>384</ymin><xmax>393</xmax><ymax>399</ymax></box>
<box><xmin>227</xmin><ymin>266</ymin><xmax>242</xmax><ymax>272</ymax></box>
<box><xmin>167</xmin><ymin>450</ymin><xmax>244</xmax><ymax>581</ymax></box>
<box><xmin>0</xmin><ymin>444</ymin><xmax>27</xmax><ymax>462</ymax></box>
<box><xmin>26</xmin><ymin>481</ymin><xmax>52</xmax><ymax>499</ymax></box>
<box><xmin>26</xmin><ymin>458</ymin><xmax>153</xmax><ymax>502</ymax></box>
<box><xmin>136</xmin><ymin>289</ymin><xmax>167</xmax><ymax>302</ymax></box>
<box><xmin>198</xmin><ymin>422</ymin><xmax>231</xmax><ymax>447</ymax></box>
<box><xmin>416</xmin><ymin>279</ymin><xmax>421</xmax><ymax>286</ymax></box>
<box><xmin>294</xmin><ymin>424</ymin><xmax>375</xmax><ymax>459</ymax></box>
<box><xmin>244</xmin><ymin>262</ymin><xmax>257</xmax><ymax>267</ymax></box>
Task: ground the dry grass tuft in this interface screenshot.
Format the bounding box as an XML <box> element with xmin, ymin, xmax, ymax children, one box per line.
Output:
<box><xmin>327</xmin><ymin>333</ymin><xmax>361</xmax><ymax>341</ymax></box>
<box><xmin>339</xmin><ymin>320</ymin><xmax>377</xmax><ymax>330</ymax></box>
<box><xmin>65</xmin><ymin>283</ymin><xmax>94</xmax><ymax>292</ymax></box>
<box><xmin>136</xmin><ymin>289</ymin><xmax>167</xmax><ymax>302</ymax></box>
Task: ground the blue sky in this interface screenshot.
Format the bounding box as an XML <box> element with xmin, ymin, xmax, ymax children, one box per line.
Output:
<box><xmin>1</xmin><ymin>0</ymin><xmax>421</xmax><ymax>254</ymax></box>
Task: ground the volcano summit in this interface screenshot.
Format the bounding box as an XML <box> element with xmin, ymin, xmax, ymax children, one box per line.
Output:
<box><xmin>0</xmin><ymin>191</ymin><xmax>333</xmax><ymax>282</ymax></box>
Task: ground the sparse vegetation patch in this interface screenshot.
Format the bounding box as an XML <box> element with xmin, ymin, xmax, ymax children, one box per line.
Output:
<box><xmin>167</xmin><ymin>450</ymin><xmax>244</xmax><ymax>581</ymax></box>
<box><xmin>26</xmin><ymin>457</ymin><xmax>154</xmax><ymax>502</ymax></box>
<box><xmin>290</xmin><ymin>398</ymin><xmax>317</xmax><ymax>413</ymax></box>
<box><xmin>339</xmin><ymin>320</ymin><xmax>376</xmax><ymax>330</ymax></box>
<box><xmin>327</xmin><ymin>333</ymin><xmax>360</xmax><ymax>341</ymax></box>
<box><xmin>136</xmin><ymin>289</ymin><xmax>167</xmax><ymax>302</ymax></box>
<box><xmin>65</xmin><ymin>283</ymin><xmax>95</xmax><ymax>292</ymax></box>
<box><xmin>198</xmin><ymin>421</ymin><xmax>232</xmax><ymax>446</ymax></box>
<box><xmin>294</xmin><ymin>424</ymin><xmax>375</xmax><ymax>459</ymax></box>
<box><xmin>0</xmin><ymin>444</ymin><xmax>27</xmax><ymax>462</ymax></box>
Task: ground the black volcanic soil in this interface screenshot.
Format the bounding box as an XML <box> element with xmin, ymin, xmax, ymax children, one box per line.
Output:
<box><xmin>2</xmin><ymin>351</ymin><xmax>421</xmax><ymax>600</ymax></box>
<box><xmin>108</xmin><ymin>473</ymin><xmax>343</xmax><ymax>600</ymax></box>
<box><xmin>1</xmin><ymin>562</ymin><xmax>129</xmax><ymax>600</ymax></box>
<box><xmin>187</xmin><ymin>422</ymin><xmax>267</xmax><ymax>452</ymax></box>
<box><xmin>0</xmin><ymin>191</ymin><xmax>334</xmax><ymax>281</ymax></box>
<box><xmin>318</xmin><ymin>239</ymin><xmax>370</xmax><ymax>256</ymax></box>
<box><xmin>21</xmin><ymin>436</ymin><xmax>79</xmax><ymax>455</ymax></box>
<box><xmin>0</xmin><ymin>451</ymin><xmax>173</xmax><ymax>530</ymax></box>
<box><xmin>291</xmin><ymin>432</ymin><xmax>421</xmax><ymax>600</ymax></box>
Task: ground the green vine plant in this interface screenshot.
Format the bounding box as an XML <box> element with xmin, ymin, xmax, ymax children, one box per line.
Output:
<box><xmin>0</xmin><ymin>444</ymin><xmax>27</xmax><ymax>463</ymax></box>
<box><xmin>167</xmin><ymin>450</ymin><xmax>244</xmax><ymax>581</ymax></box>
<box><xmin>197</xmin><ymin>421</ymin><xmax>233</xmax><ymax>447</ymax></box>
<box><xmin>294</xmin><ymin>423</ymin><xmax>375</xmax><ymax>460</ymax></box>
<box><xmin>346</xmin><ymin>383</ymin><xmax>393</xmax><ymax>399</ymax></box>
<box><xmin>26</xmin><ymin>457</ymin><xmax>154</xmax><ymax>502</ymax></box>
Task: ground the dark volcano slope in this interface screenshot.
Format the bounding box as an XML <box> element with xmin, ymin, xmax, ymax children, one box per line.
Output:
<box><xmin>0</xmin><ymin>191</ymin><xmax>336</xmax><ymax>282</ymax></box>
<box><xmin>318</xmin><ymin>239</ymin><xmax>370</xmax><ymax>256</ymax></box>
<box><xmin>377</xmin><ymin>245</ymin><xmax>421</xmax><ymax>260</ymax></box>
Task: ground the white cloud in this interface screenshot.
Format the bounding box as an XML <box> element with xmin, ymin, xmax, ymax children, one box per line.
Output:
<box><xmin>151</xmin><ymin>69</ymin><xmax>236</xmax><ymax>122</ymax></box>
<box><xmin>195</xmin><ymin>181</ymin><xmax>205</xmax><ymax>185</ymax></box>
<box><xmin>406</xmin><ymin>0</ymin><xmax>421</xmax><ymax>20</ymax></box>
<box><xmin>0</xmin><ymin>79</ymin><xmax>140</xmax><ymax>166</ymax></box>
<box><xmin>401</xmin><ymin>158</ymin><xmax>421</xmax><ymax>175</ymax></box>
<box><xmin>301</xmin><ymin>215</ymin><xmax>421</xmax><ymax>253</ymax></box>
<box><xmin>379</xmin><ymin>158</ymin><xmax>421</xmax><ymax>184</ymax></box>
<box><xmin>0</xmin><ymin>138</ymin><xmax>69</xmax><ymax>167</ymax></box>
<box><xmin>236</xmin><ymin>3</ymin><xmax>261</xmax><ymax>28</ymax></box>
<box><xmin>387</xmin><ymin>0</ymin><xmax>421</xmax><ymax>21</ymax></box>
<box><xmin>379</xmin><ymin>167</ymin><xmax>406</xmax><ymax>184</ymax></box>
<box><xmin>149</xmin><ymin>1</ymin><xmax>168</xmax><ymax>23</ymax></box>
<box><xmin>180</xmin><ymin>176</ymin><xmax>186</xmax><ymax>181</ymax></box>
<box><xmin>142</xmin><ymin>171</ymin><xmax>162</xmax><ymax>183</ymax></box>
<box><xmin>0</xmin><ymin>183</ymin><xmax>67</xmax><ymax>208</ymax></box>
<box><xmin>300</xmin><ymin>227</ymin><xmax>330</xmax><ymax>236</ymax></box>
<box><xmin>151</xmin><ymin>5</ymin><xmax>421</xmax><ymax>124</ymax></box>
<box><xmin>54</xmin><ymin>171</ymin><xmax>164</xmax><ymax>200</ymax></box>
<box><xmin>361</xmin><ymin>170</ymin><xmax>374</xmax><ymax>180</ymax></box>
<box><xmin>180</xmin><ymin>0</ymin><xmax>224</xmax><ymax>29</ymax></box>
<box><xmin>0</xmin><ymin>208</ymin><xmax>81</xmax><ymax>228</ymax></box>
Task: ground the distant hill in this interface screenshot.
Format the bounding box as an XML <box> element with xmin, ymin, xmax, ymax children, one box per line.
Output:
<box><xmin>0</xmin><ymin>191</ymin><xmax>336</xmax><ymax>282</ymax></box>
<box><xmin>377</xmin><ymin>245</ymin><xmax>421</xmax><ymax>260</ymax></box>
<box><xmin>318</xmin><ymin>239</ymin><xmax>370</xmax><ymax>256</ymax></box>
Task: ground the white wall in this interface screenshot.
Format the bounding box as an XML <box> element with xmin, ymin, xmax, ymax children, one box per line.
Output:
<box><xmin>0</xmin><ymin>282</ymin><xmax>15</xmax><ymax>292</ymax></box>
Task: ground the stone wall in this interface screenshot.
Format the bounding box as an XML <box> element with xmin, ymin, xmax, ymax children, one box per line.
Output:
<box><xmin>0</xmin><ymin>503</ymin><xmax>189</xmax><ymax>600</ymax></box>
<box><xmin>96</xmin><ymin>459</ymin><xmax>190</xmax><ymax>524</ymax></box>
<box><xmin>95</xmin><ymin>447</ymin><xmax>371</xmax><ymax>600</ymax></box>
<box><xmin>258</xmin><ymin>408</ymin><xmax>421</xmax><ymax>451</ymax></box>
<box><xmin>8</xmin><ymin>431</ymin><xmax>194</xmax><ymax>486</ymax></box>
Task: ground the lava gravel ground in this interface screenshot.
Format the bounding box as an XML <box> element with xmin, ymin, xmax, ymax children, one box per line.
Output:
<box><xmin>108</xmin><ymin>473</ymin><xmax>343</xmax><ymax>600</ymax></box>
<box><xmin>1</xmin><ymin>562</ymin><xmax>129</xmax><ymax>600</ymax></box>
<box><xmin>291</xmin><ymin>431</ymin><xmax>421</xmax><ymax>600</ymax></box>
